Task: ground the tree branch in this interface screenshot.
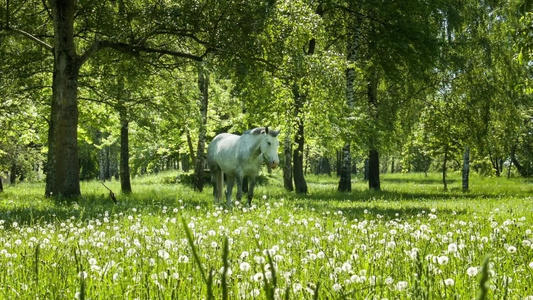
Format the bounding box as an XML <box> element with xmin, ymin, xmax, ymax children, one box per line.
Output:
<box><xmin>78</xmin><ymin>40</ymin><xmax>204</xmax><ymax>67</ymax></box>
<box><xmin>3</xmin><ymin>27</ymin><xmax>54</xmax><ymax>52</ymax></box>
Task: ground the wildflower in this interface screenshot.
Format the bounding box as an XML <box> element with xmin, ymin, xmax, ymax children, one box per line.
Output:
<box><xmin>253</xmin><ymin>272</ymin><xmax>264</xmax><ymax>282</ymax></box>
<box><xmin>240</xmin><ymin>262</ymin><xmax>251</xmax><ymax>272</ymax></box>
<box><xmin>467</xmin><ymin>267</ymin><xmax>478</xmax><ymax>277</ymax></box>
<box><xmin>507</xmin><ymin>245</ymin><xmax>517</xmax><ymax>253</ymax></box>
<box><xmin>158</xmin><ymin>250</ymin><xmax>170</xmax><ymax>260</ymax></box>
<box><xmin>385</xmin><ymin>276</ymin><xmax>394</xmax><ymax>285</ymax></box>
<box><xmin>332</xmin><ymin>283</ymin><xmax>342</xmax><ymax>292</ymax></box>
<box><xmin>79</xmin><ymin>271</ymin><xmax>88</xmax><ymax>279</ymax></box>
<box><xmin>448</xmin><ymin>243</ymin><xmax>458</xmax><ymax>253</ymax></box>
<box><xmin>341</xmin><ymin>262</ymin><xmax>352</xmax><ymax>272</ymax></box>
<box><xmin>396</xmin><ymin>281</ymin><xmax>408</xmax><ymax>291</ymax></box>
<box><xmin>437</xmin><ymin>256</ymin><xmax>449</xmax><ymax>265</ymax></box>
<box><xmin>444</xmin><ymin>278</ymin><xmax>454</xmax><ymax>286</ymax></box>
<box><xmin>293</xmin><ymin>283</ymin><xmax>302</xmax><ymax>293</ymax></box>
<box><xmin>529</xmin><ymin>261</ymin><xmax>533</xmax><ymax>269</ymax></box>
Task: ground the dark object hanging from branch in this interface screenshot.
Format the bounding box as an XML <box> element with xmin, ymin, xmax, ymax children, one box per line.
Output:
<box><xmin>100</xmin><ymin>182</ymin><xmax>118</xmax><ymax>204</ymax></box>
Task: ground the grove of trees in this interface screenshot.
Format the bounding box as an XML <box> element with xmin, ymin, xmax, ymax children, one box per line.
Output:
<box><xmin>1</xmin><ymin>0</ymin><xmax>531</xmax><ymax>198</ymax></box>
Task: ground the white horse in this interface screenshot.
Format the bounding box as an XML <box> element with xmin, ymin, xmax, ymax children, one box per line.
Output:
<box><xmin>207</xmin><ymin>127</ymin><xmax>280</xmax><ymax>206</ymax></box>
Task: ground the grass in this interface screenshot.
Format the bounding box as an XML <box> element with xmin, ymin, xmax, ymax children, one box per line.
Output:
<box><xmin>0</xmin><ymin>171</ymin><xmax>532</xmax><ymax>299</ymax></box>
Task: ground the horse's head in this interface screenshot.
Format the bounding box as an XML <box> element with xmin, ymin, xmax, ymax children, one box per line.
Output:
<box><xmin>258</xmin><ymin>127</ymin><xmax>280</xmax><ymax>169</ymax></box>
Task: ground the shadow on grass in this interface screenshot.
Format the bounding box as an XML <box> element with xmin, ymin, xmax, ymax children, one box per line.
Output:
<box><xmin>0</xmin><ymin>184</ymin><xmax>211</xmax><ymax>227</ymax></box>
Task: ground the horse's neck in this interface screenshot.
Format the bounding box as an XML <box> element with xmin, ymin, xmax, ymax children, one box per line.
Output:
<box><xmin>239</xmin><ymin>134</ymin><xmax>262</xmax><ymax>160</ymax></box>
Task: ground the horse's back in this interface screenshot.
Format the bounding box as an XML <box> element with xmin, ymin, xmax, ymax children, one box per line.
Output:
<box><xmin>207</xmin><ymin>133</ymin><xmax>240</xmax><ymax>167</ymax></box>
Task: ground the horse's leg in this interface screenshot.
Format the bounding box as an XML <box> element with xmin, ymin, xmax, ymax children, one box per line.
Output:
<box><xmin>226</xmin><ymin>176</ymin><xmax>235</xmax><ymax>207</ymax></box>
<box><xmin>247</xmin><ymin>176</ymin><xmax>256</xmax><ymax>206</ymax></box>
<box><xmin>212</xmin><ymin>169</ymin><xmax>218</xmax><ymax>203</ymax></box>
<box><xmin>235</xmin><ymin>173</ymin><xmax>244</xmax><ymax>203</ymax></box>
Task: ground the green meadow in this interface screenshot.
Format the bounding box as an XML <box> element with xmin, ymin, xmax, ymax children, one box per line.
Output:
<box><xmin>1</xmin><ymin>172</ymin><xmax>532</xmax><ymax>299</ymax></box>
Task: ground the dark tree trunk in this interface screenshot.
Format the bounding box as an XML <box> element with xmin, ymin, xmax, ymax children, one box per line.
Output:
<box><xmin>391</xmin><ymin>158</ymin><xmax>395</xmax><ymax>173</ymax></box>
<box><xmin>368</xmin><ymin>149</ymin><xmax>380</xmax><ymax>190</ymax></box>
<box><xmin>462</xmin><ymin>146</ymin><xmax>469</xmax><ymax>192</ymax></box>
<box><xmin>10</xmin><ymin>161</ymin><xmax>17</xmax><ymax>184</ymax></box>
<box><xmin>120</xmin><ymin>111</ymin><xmax>132</xmax><ymax>194</ymax></box>
<box><xmin>292</xmin><ymin>84</ymin><xmax>307</xmax><ymax>194</ymax></box>
<box><xmin>50</xmin><ymin>0</ymin><xmax>81</xmax><ymax>197</ymax></box>
<box><xmin>194</xmin><ymin>61</ymin><xmax>209</xmax><ymax>192</ymax></box>
<box><xmin>0</xmin><ymin>177</ymin><xmax>3</xmax><ymax>192</ymax></box>
<box><xmin>338</xmin><ymin>143</ymin><xmax>352</xmax><ymax>192</ymax></box>
<box><xmin>283</xmin><ymin>131</ymin><xmax>293</xmax><ymax>191</ymax></box>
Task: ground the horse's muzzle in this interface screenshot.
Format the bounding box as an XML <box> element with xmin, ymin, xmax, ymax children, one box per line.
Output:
<box><xmin>270</xmin><ymin>161</ymin><xmax>279</xmax><ymax>169</ymax></box>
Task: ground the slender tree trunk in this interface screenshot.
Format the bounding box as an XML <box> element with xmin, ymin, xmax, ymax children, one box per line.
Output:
<box><xmin>367</xmin><ymin>71</ymin><xmax>380</xmax><ymax>191</ymax></box>
<box><xmin>292</xmin><ymin>84</ymin><xmax>308</xmax><ymax>194</ymax></box>
<box><xmin>194</xmin><ymin>61</ymin><xmax>208</xmax><ymax>192</ymax></box>
<box><xmin>0</xmin><ymin>176</ymin><xmax>3</xmax><ymax>192</ymax></box>
<box><xmin>338</xmin><ymin>143</ymin><xmax>352</xmax><ymax>192</ymax></box>
<box><xmin>442</xmin><ymin>147</ymin><xmax>448</xmax><ymax>191</ymax></box>
<box><xmin>507</xmin><ymin>147</ymin><xmax>514</xmax><ymax>178</ymax></box>
<box><xmin>338</xmin><ymin>11</ymin><xmax>359</xmax><ymax>192</ymax></box>
<box><xmin>462</xmin><ymin>146</ymin><xmax>469</xmax><ymax>192</ymax></box>
<box><xmin>10</xmin><ymin>160</ymin><xmax>17</xmax><ymax>184</ymax></box>
<box><xmin>99</xmin><ymin>142</ymin><xmax>106</xmax><ymax>181</ymax></box>
<box><xmin>120</xmin><ymin>109</ymin><xmax>132</xmax><ymax>193</ymax></box>
<box><xmin>50</xmin><ymin>0</ymin><xmax>81</xmax><ymax>197</ymax></box>
<box><xmin>186</xmin><ymin>129</ymin><xmax>196</xmax><ymax>167</ymax></box>
<box><xmin>283</xmin><ymin>130</ymin><xmax>293</xmax><ymax>191</ymax></box>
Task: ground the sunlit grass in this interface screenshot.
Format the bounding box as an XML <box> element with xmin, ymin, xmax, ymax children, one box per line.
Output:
<box><xmin>0</xmin><ymin>171</ymin><xmax>532</xmax><ymax>299</ymax></box>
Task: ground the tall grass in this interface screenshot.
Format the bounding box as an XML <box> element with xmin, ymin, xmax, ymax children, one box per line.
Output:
<box><xmin>0</xmin><ymin>171</ymin><xmax>532</xmax><ymax>299</ymax></box>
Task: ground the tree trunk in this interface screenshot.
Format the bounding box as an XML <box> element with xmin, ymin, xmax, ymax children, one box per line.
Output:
<box><xmin>338</xmin><ymin>143</ymin><xmax>352</xmax><ymax>192</ymax></box>
<box><xmin>442</xmin><ymin>147</ymin><xmax>448</xmax><ymax>191</ymax></box>
<box><xmin>10</xmin><ymin>161</ymin><xmax>17</xmax><ymax>184</ymax></box>
<box><xmin>367</xmin><ymin>71</ymin><xmax>380</xmax><ymax>191</ymax></box>
<box><xmin>338</xmin><ymin>13</ymin><xmax>359</xmax><ymax>192</ymax></box>
<box><xmin>292</xmin><ymin>84</ymin><xmax>307</xmax><ymax>194</ymax></box>
<box><xmin>462</xmin><ymin>146</ymin><xmax>469</xmax><ymax>192</ymax></box>
<box><xmin>120</xmin><ymin>109</ymin><xmax>132</xmax><ymax>193</ymax></box>
<box><xmin>0</xmin><ymin>176</ymin><xmax>3</xmax><ymax>192</ymax></box>
<box><xmin>283</xmin><ymin>131</ymin><xmax>294</xmax><ymax>191</ymax></box>
<box><xmin>186</xmin><ymin>129</ymin><xmax>196</xmax><ymax>167</ymax></box>
<box><xmin>368</xmin><ymin>149</ymin><xmax>380</xmax><ymax>190</ymax></box>
<box><xmin>194</xmin><ymin>61</ymin><xmax>208</xmax><ymax>192</ymax></box>
<box><xmin>50</xmin><ymin>0</ymin><xmax>81</xmax><ymax>197</ymax></box>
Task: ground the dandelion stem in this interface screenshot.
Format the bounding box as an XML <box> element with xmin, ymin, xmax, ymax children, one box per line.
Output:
<box><xmin>181</xmin><ymin>217</ymin><xmax>214</xmax><ymax>300</ymax></box>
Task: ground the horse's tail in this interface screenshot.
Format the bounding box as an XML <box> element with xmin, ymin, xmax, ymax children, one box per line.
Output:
<box><xmin>216</xmin><ymin>169</ymin><xmax>224</xmax><ymax>202</ymax></box>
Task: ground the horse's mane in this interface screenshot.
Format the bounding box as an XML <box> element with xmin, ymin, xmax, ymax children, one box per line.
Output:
<box><xmin>244</xmin><ymin>127</ymin><xmax>279</xmax><ymax>137</ymax></box>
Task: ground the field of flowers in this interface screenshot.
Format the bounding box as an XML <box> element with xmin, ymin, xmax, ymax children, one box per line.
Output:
<box><xmin>0</xmin><ymin>172</ymin><xmax>532</xmax><ymax>299</ymax></box>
